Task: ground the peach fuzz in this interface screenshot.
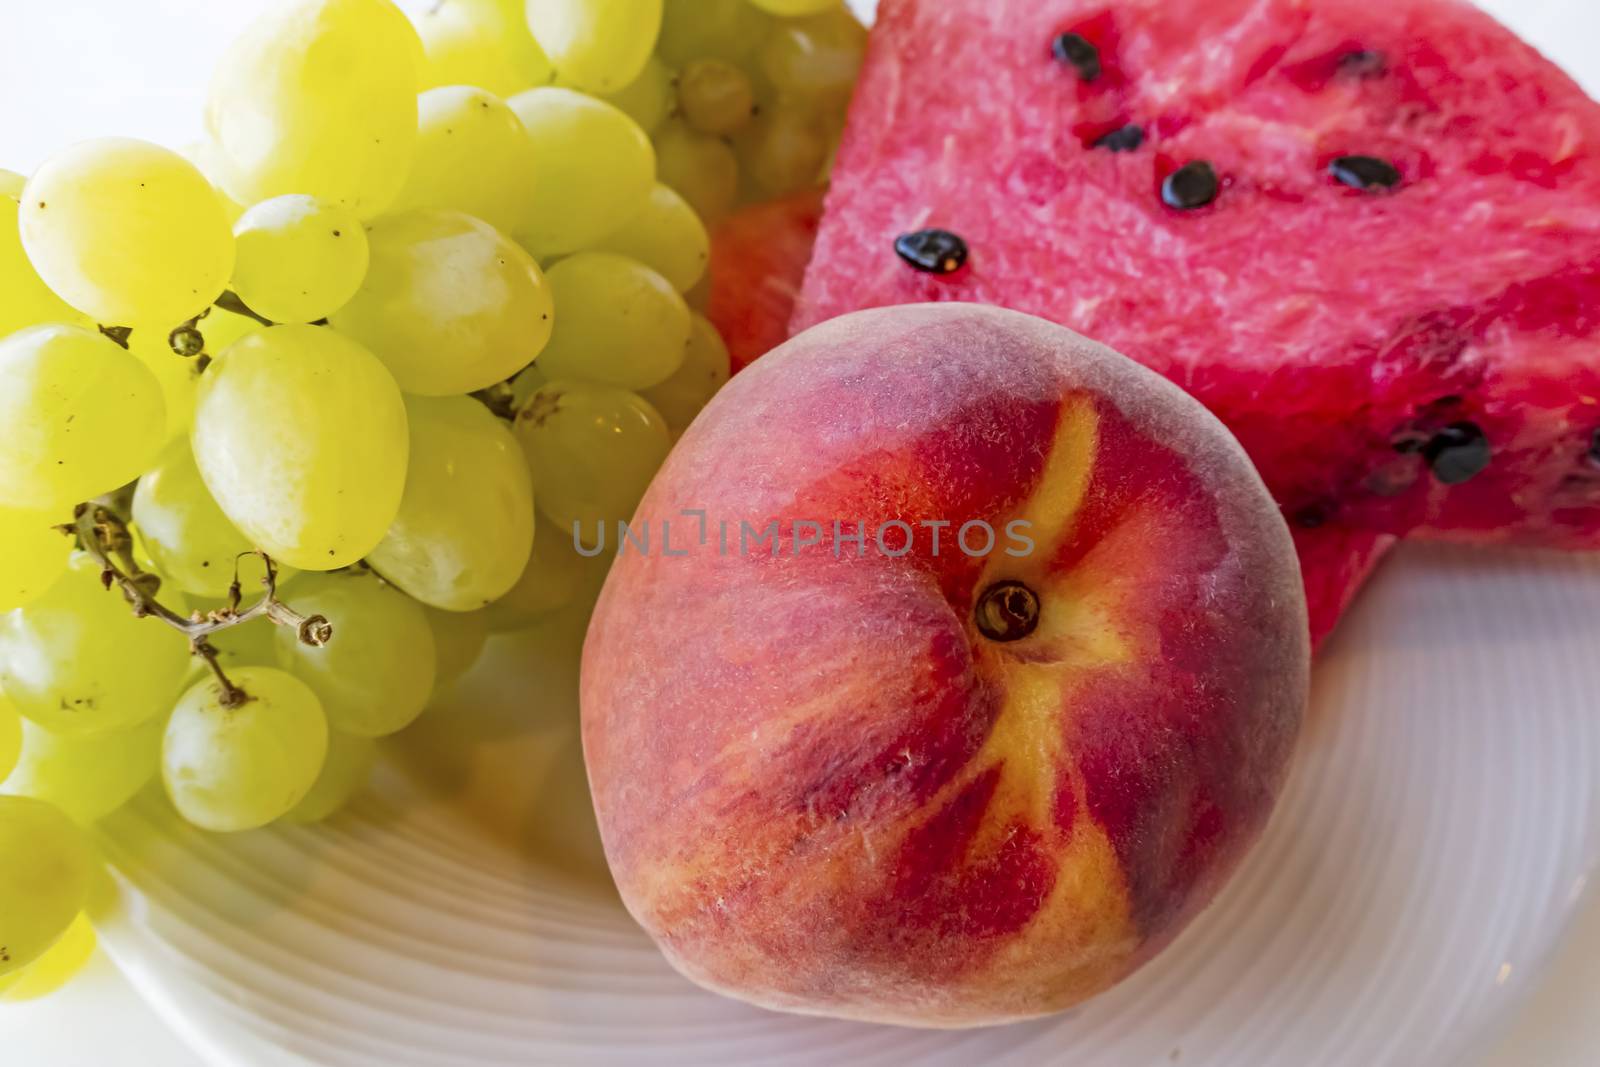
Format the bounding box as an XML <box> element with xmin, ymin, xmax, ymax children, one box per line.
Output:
<box><xmin>581</xmin><ymin>304</ymin><xmax>1309</xmax><ymax>1027</ymax></box>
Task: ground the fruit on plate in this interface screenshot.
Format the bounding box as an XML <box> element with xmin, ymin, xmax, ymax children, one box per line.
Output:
<box><xmin>795</xmin><ymin>0</ymin><xmax>1600</xmax><ymax>567</ymax></box>
<box><xmin>583</xmin><ymin>304</ymin><xmax>1310</xmax><ymax>1025</ymax></box>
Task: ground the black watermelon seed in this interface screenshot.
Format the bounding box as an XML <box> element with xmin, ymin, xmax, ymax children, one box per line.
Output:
<box><xmin>895</xmin><ymin>229</ymin><xmax>969</xmax><ymax>275</ymax></box>
<box><xmin>1588</xmin><ymin>428</ymin><xmax>1600</xmax><ymax>467</ymax></box>
<box><xmin>1093</xmin><ymin>124</ymin><xmax>1145</xmax><ymax>152</ymax></box>
<box><xmin>1052</xmin><ymin>33</ymin><xmax>1102</xmax><ymax>82</ymax></box>
<box><xmin>1330</xmin><ymin>155</ymin><xmax>1402</xmax><ymax>191</ymax></box>
<box><xmin>1422</xmin><ymin>422</ymin><xmax>1491</xmax><ymax>484</ymax></box>
<box><xmin>1162</xmin><ymin>161</ymin><xmax>1219</xmax><ymax>210</ymax></box>
<box><xmin>1338</xmin><ymin>49</ymin><xmax>1387</xmax><ymax>77</ymax></box>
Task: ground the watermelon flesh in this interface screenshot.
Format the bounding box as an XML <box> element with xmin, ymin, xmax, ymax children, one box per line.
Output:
<box><xmin>795</xmin><ymin>0</ymin><xmax>1600</xmax><ymax>565</ymax></box>
<box><xmin>707</xmin><ymin>188</ymin><xmax>826</xmax><ymax>374</ymax></box>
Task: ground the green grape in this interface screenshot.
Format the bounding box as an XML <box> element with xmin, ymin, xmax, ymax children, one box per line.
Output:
<box><xmin>191</xmin><ymin>325</ymin><xmax>408</xmax><ymax>570</ymax></box>
<box><xmin>507</xmin><ymin>88</ymin><xmax>655</xmax><ymax>257</ymax></box>
<box><xmin>678</xmin><ymin>59</ymin><xmax>756</xmax><ymax>136</ymax></box>
<box><xmin>415</xmin><ymin>0</ymin><xmax>552</xmax><ymax>97</ymax></box>
<box><xmin>538</xmin><ymin>253</ymin><xmax>691</xmax><ymax>390</ymax></box>
<box><xmin>0</xmin><ymin>795</ymin><xmax>92</xmax><ymax>978</ymax></box>
<box><xmin>758</xmin><ymin>8</ymin><xmax>867</xmax><ymax>106</ymax></box>
<box><xmin>0</xmin><ymin>555</ymin><xmax>190</xmax><ymax>736</ymax></box>
<box><xmin>19</xmin><ymin>139</ymin><xmax>234</xmax><ymax>328</ymax></box>
<box><xmin>205</xmin><ymin>0</ymin><xmax>420</xmax><ymax>217</ymax></box>
<box><xmin>2</xmin><ymin>715</ymin><xmax>163</xmax><ymax>824</ymax></box>
<box><xmin>396</xmin><ymin>87</ymin><xmax>539</xmax><ymax>235</ymax></box>
<box><xmin>0</xmin><ymin>693</ymin><xmax>19</xmax><ymax>783</ymax></box>
<box><xmin>132</xmin><ymin>443</ymin><xmax>258</xmax><ymax>599</ymax></box>
<box><xmin>281</xmin><ymin>729</ymin><xmax>376</xmax><ymax>824</ymax></box>
<box><xmin>0</xmin><ymin>169</ymin><xmax>23</xmax><ymax>196</ymax></box>
<box><xmin>329</xmin><ymin>210</ymin><xmax>553</xmax><ymax>396</ymax></box>
<box><xmin>274</xmin><ymin>573</ymin><xmax>437</xmax><ymax>738</ymax></box>
<box><xmin>514</xmin><ymin>381</ymin><xmax>671</xmax><ymax>536</ymax></box>
<box><xmin>658</xmin><ymin>0</ymin><xmax>771</xmax><ymax>66</ymax></box>
<box><xmin>177</xmin><ymin>140</ymin><xmax>248</xmax><ymax>227</ymax></box>
<box><xmin>590</xmin><ymin>183</ymin><xmax>709</xmax><ymax>293</ymax></box>
<box><xmin>0</xmin><ymin>912</ymin><xmax>95</xmax><ymax>1001</ymax></box>
<box><xmin>0</xmin><ymin>508</ymin><xmax>70</xmax><ymax>614</ymax></box>
<box><xmin>654</xmin><ymin>120</ymin><xmax>740</xmax><ymax>225</ymax></box>
<box><xmin>483</xmin><ymin>519</ymin><xmax>588</xmax><ymax>631</ymax></box>
<box><xmin>642</xmin><ymin>313</ymin><xmax>732</xmax><ymax>436</ymax></box>
<box><xmin>368</xmin><ymin>396</ymin><xmax>534</xmax><ymax>611</ymax></box>
<box><xmin>525</xmin><ymin>0</ymin><xmax>662</xmax><ymax>94</ymax></box>
<box><xmin>749</xmin><ymin>0</ymin><xmax>840</xmax><ymax>12</ymax></box>
<box><xmin>428</xmin><ymin>607</ymin><xmax>489</xmax><ymax>684</ymax></box>
<box><xmin>232</xmin><ymin>195</ymin><xmax>370</xmax><ymax>324</ymax></box>
<box><xmin>1</xmin><ymin>182</ymin><xmax>83</xmax><ymax>336</ymax></box>
<box><xmin>128</xmin><ymin>331</ymin><xmax>203</xmax><ymax>444</ymax></box>
<box><xmin>601</xmin><ymin>56</ymin><xmax>672</xmax><ymax>136</ymax></box>
<box><xmin>0</xmin><ymin>324</ymin><xmax>166</xmax><ymax>511</ymax></box>
<box><xmin>162</xmin><ymin>666</ymin><xmax>328</xmax><ymax>833</ymax></box>
<box><xmin>737</xmin><ymin>102</ymin><xmax>829</xmax><ymax>196</ymax></box>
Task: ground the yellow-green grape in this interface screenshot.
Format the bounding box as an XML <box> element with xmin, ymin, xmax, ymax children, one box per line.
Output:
<box><xmin>281</xmin><ymin>729</ymin><xmax>376</xmax><ymax>824</ymax></box>
<box><xmin>590</xmin><ymin>183</ymin><xmax>709</xmax><ymax>293</ymax></box>
<box><xmin>205</xmin><ymin>0</ymin><xmax>420</xmax><ymax>217</ymax></box>
<box><xmin>0</xmin><ymin>555</ymin><xmax>190</xmax><ymax>736</ymax></box>
<box><xmin>428</xmin><ymin>607</ymin><xmax>489</xmax><ymax>684</ymax></box>
<box><xmin>177</xmin><ymin>140</ymin><xmax>248</xmax><ymax>227</ymax></box>
<box><xmin>368</xmin><ymin>396</ymin><xmax>534</xmax><ymax>611</ymax></box>
<box><xmin>0</xmin><ymin>325</ymin><xmax>166</xmax><ymax>511</ymax></box>
<box><xmin>738</xmin><ymin>103</ymin><xmax>829</xmax><ymax>197</ymax></box>
<box><xmin>0</xmin><ymin>170</ymin><xmax>23</xmax><ymax>196</ymax></box>
<box><xmin>0</xmin><ymin>508</ymin><xmax>70</xmax><ymax>614</ymax></box>
<box><xmin>0</xmin><ymin>693</ymin><xmax>19</xmax><ymax>782</ymax></box>
<box><xmin>19</xmin><ymin>139</ymin><xmax>233</xmax><ymax>328</ymax></box>
<box><xmin>507</xmin><ymin>88</ymin><xmax>655</xmax><ymax>258</ymax></box>
<box><xmin>514</xmin><ymin>382</ymin><xmax>671</xmax><ymax>536</ymax></box>
<box><xmin>192</xmin><ymin>325</ymin><xmax>409</xmax><ymax>570</ymax></box>
<box><xmin>396</xmin><ymin>87</ymin><xmax>539</xmax><ymax>235</ymax></box>
<box><xmin>129</xmin><ymin>331</ymin><xmax>203</xmax><ymax>444</ymax></box>
<box><xmin>525</xmin><ymin>0</ymin><xmax>662</xmax><ymax>94</ymax></box>
<box><xmin>758</xmin><ymin>8</ymin><xmax>867</xmax><ymax>106</ymax></box>
<box><xmin>2</xmin><ymin>715</ymin><xmax>163</xmax><ymax>825</ymax></box>
<box><xmin>0</xmin><ymin>796</ymin><xmax>92</xmax><ymax>978</ymax></box>
<box><xmin>132</xmin><ymin>443</ymin><xmax>258</xmax><ymax>599</ymax></box>
<box><xmin>538</xmin><ymin>253</ymin><xmax>691</xmax><ymax>390</ymax></box>
<box><xmin>1</xmin><ymin>182</ymin><xmax>83</xmax><ymax>336</ymax></box>
<box><xmin>483</xmin><ymin>519</ymin><xmax>588</xmax><ymax>631</ymax></box>
<box><xmin>748</xmin><ymin>0</ymin><xmax>840</xmax><ymax>12</ymax></box>
<box><xmin>658</xmin><ymin>0</ymin><xmax>771</xmax><ymax>66</ymax></box>
<box><xmin>0</xmin><ymin>913</ymin><xmax>96</xmax><ymax>1001</ymax></box>
<box><xmin>415</xmin><ymin>0</ymin><xmax>552</xmax><ymax>97</ymax></box>
<box><xmin>678</xmin><ymin>59</ymin><xmax>756</xmax><ymax>136</ymax></box>
<box><xmin>274</xmin><ymin>573</ymin><xmax>437</xmax><ymax>738</ymax></box>
<box><xmin>231</xmin><ymin>195</ymin><xmax>369</xmax><ymax>323</ymax></box>
<box><xmin>601</xmin><ymin>57</ymin><xmax>672</xmax><ymax>136</ymax></box>
<box><xmin>329</xmin><ymin>210</ymin><xmax>553</xmax><ymax>395</ymax></box>
<box><xmin>654</xmin><ymin>120</ymin><xmax>740</xmax><ymax>225</ymax></box>
<box><xmin>642</xmin><ymin>313</ymin><xmax>732</xmax><ymax>436</ymax></box>
<box><xmin>162</xmin><ymin>667</ymin><xmax>329</xmax><ymax>833</ymax></box>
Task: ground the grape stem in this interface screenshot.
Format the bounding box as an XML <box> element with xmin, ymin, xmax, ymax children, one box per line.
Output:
<box><xmin>69</xmin><ymin>502</ymin><xmax>333</xmax><ymax>708</ymax></box>
<box><xmin>213</xmin><ymin>290</ymin><xmax>276</xmax><ymax>328</ymax></box>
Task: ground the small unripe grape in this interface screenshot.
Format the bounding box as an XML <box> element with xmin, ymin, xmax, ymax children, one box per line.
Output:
<box><xmin>654</xmin><ymin>120</ymin><xmax>740</xmax><ymax>225</ymax></box>
<box><xmin>231</xmin><ymin>195</ymin><xmax>369</xmax><ymax>324</ymax></box>
<box><xmin>678</xmin><ymin>59</ymin><xmax>756</xmax><ymax>136</ymax></box>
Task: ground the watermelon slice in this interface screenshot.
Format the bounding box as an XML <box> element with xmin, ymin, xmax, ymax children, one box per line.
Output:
<box><xmin>707</xmin><ymin>188</ymin><xmax>826</xmax><ymax>373</ymax></box>
<box><xmin>796</xmin><ymin>0</ymin><xmax>1600</xmax><ymax>564</ymax></box>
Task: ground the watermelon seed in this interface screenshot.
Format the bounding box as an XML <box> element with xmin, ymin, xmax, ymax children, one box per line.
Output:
<box><xmin>1162</xmin><ymin>162</ymin><xmax>1219</xmax><ymax>210</ymax></box>
<box><xmin>1338</xmin><ymin>50</ymin><xmax>1388</xmax><ymax>78</ymax></box>
<box><xmin>895</xmin><ymin>229</ymin><xmax>969</xmax><ymax>274</ymax></box>
<box><xmin>1051</xmin><ymin>33</ymin><xmax>1101</xmax><ymax>82</ymax></box>
<box><xmin>1330</xmin><ymin>155</ymin><xmax>1402</xmax><ymax>191</ymax></box>
<box><xmin>1093</xmin><ymin>125</ymin><xmax>1145</xmax><ymax>152</ymax></box>
<box><xmin>1422</xmin><ymin>422</ymin><xmax>1491</xmax><ymax>484</ymax></box>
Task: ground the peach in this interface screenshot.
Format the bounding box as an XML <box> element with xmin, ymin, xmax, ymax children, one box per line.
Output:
<box><xmin>581</xmin><ymin>304</ymin><xmax>1309</xmax><ymax>1026</ymax></box>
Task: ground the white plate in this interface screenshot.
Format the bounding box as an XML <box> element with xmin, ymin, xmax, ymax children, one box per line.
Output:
<box><xmin>91</xmin><ymin>543</ymin><xmax>1600</xmax><ymax>1066</ymax></box>
<box><xmin>35</xmin><ymin>0</ymin><xmax>1598</xmax><ymax>1063</ymax></box>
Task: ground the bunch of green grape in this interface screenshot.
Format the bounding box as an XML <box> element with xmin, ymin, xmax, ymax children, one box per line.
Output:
<box><xmin>0</xmin><ymin>0</ymin><xmax>863</xmax><ymax>998</ymax></box>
